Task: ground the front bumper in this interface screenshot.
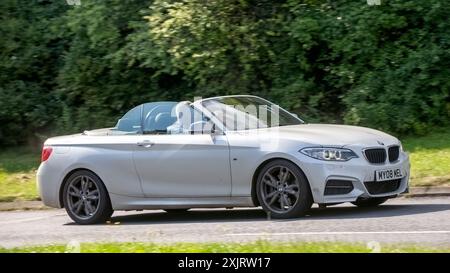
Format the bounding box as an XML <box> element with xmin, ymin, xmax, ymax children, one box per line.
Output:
<box><xmin>296</xmin><ymin>151</ymin><xmax>410</xmax><ymax>204</ymax></box>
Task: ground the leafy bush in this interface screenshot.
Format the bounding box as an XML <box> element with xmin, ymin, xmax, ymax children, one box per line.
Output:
<box><xmin>0</xmin><ymin>0</ymin><xmax>448</xmax><ymax>146</ymax></box>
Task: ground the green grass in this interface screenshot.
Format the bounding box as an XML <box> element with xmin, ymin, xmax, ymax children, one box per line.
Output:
<box><xmin>0</xmin><ymin>147</ymin><xmax>40</xmax><ymax>202</ymax></box>
<box><xmin>0</xmin><ymin>241</ymin><xmax>448</xmax><ymax>253</ymax></box>
<box><xmin>402</xmin><ymin>127</ymin><xmax>450</xmax><ymax>186</ymax></box>
<box><xmin>0</xmin><ymin>127</ymin><xmax>449</xmax><ymax>202</ymax></box>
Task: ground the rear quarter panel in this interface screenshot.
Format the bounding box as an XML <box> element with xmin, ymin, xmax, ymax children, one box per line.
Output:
<box><xmin>38</xmin><ymin>136</ymin><xmax>144</xmax><ymax>208</ymax></box>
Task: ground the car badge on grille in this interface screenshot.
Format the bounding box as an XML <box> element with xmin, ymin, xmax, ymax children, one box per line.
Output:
<box><xmin>377</xmin><ymin>140</ymin><xmax>384</xmax><ymax>145</ymax></box>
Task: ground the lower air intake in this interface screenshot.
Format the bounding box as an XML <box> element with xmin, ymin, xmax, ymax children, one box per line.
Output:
<box><xmin>324</xmin><ymin>180</ymin><xmax>354</xmax><ymax>195</ymax></box>
<box><xmin>364</xmin><ymin>179</ymin><xmax>401</xmax><ymax>195</ymax></box>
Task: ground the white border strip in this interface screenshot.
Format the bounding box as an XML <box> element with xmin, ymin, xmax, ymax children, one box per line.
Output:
<box><xmin>227</xmin><ymin>231</ymin><xmax>450</xmax><ymax>236</ymax></box>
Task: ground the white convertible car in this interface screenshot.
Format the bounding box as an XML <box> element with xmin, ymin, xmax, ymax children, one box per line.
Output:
<box><xmin>37</xmin><ymin>95</ymin><xmax>410</xmax><ymax>224</ymax></box>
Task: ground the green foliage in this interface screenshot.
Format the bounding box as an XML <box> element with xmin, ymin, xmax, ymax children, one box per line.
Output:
<box><xmin>336</xmin><ymin>1</ymin><xmax>450</xmax><ymax>134</ymax></box>
<box><xmin>144</xmin><ymin>0</ymin><xmax>283</xmax><ymax>97</ymax></box>
<box><xmin>143</xmin><ymin>0</ymin><xmax>449</xmax><ymax>128</ymax></box>
<box><xmin>54</xmin><ymin>0</ymin><xmax>168</xmax><ymax>134</ymax></box>
<box><xmin>0</xmin><ymin>0</ymin><xmax>67</xmax><ymax>145</ymax></box>
<box><xmin>0</xmin><ymin>0</ymin><xmax>449</xmax><ymax>146</ymax></box>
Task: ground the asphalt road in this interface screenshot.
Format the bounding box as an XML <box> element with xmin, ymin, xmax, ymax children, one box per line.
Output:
<box><xmin>1</xmin><ymin>197</ymin><xmax>450</xmax><ymax>249</ymax></box>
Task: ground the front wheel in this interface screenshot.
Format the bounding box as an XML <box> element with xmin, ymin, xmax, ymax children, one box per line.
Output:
<box><xmin>256</xmin><ymin>159</ymin><xmax>313</xmax><ymax>219</ymax></box>
<box><xmin>352</xmin><ymin>197</ymin><xmax>388</xmax><ymax>207</ymax></box>
<box><xmin>63</xmin><ymin>170</ymin><xmax>113</xmax><ymax>225</ymax></box>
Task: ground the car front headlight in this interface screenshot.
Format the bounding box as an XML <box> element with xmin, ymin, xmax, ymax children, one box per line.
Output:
<box><xmin>300</xmin><ymin>147</ymin><xmax>358</xmax><ymax>161</ymax></box>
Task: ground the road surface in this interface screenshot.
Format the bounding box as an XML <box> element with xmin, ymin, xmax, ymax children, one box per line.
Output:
<box><xmin>1</xmin><ymin>197</ymin><xmax>450</xmax><ymax>248</ymax></box>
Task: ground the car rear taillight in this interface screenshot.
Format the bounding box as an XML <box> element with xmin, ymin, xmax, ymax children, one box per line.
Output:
<box><xmin>41</xmin><ymin>147</ymin><xmax>53</xmax><ymax>162</ymax></box>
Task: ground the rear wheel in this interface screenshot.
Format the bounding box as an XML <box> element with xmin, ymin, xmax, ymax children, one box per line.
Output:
<box><xmin>63</xmin><ymin>170</ymin><xmax>113</xmax><ymax>225</ymax></box>
<box><xmin>352</xmin><ymin>197</ymin><xmax>388</xmax><ymax>207</ymax></box>
<box><xmin>256</xmin><ymin>159</ymin><xmax>313</xmax><ymax>219</ymax></box>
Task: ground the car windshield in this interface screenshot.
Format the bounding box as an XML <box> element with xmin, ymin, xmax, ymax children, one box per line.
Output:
<box><xmin>200</xmin><ymin>96</ymin><xmax>304</xmax><ymax>131</ymax></box>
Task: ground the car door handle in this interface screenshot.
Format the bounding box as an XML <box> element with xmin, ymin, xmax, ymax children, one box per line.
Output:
<box><xmin>137</xmin><ymin>141</ymin><xmax>154</xmax><ymax>148</ymax></box>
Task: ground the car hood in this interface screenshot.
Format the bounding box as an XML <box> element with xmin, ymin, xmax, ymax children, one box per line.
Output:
<box><xmin>254</xmin><ymin>124</ymin><xmax>399</xmax><ymax>147</ymax></box>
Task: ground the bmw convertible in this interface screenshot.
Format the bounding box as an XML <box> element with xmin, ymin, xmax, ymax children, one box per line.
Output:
<box><xmin>37</xmin><ymin>95</ymin><xmax>410</xmax><ymax>224</ymax></box>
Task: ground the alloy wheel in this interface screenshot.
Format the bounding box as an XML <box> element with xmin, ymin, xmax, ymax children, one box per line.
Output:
<box><xmin>260</xmin><ymin>165</ymin><xmax>300</xmax><ymax>214</ymax></box>
<box><xmin>66</xmin><ymin>175</ymin><xmax>100</xmax><ymax>219</ymax></box>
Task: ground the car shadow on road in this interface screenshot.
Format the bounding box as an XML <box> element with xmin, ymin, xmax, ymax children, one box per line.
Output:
<box><xmin>104</xmin><ymin>202</ymin><xmax>450</xmax><ymax>225</ymax></box>
<box><xmin>107</xmin><ymin>209</ymin><xmax>268</xmax><ymax>225</ymax></box>
<box><xmin>305</xmin><ymin>203</ymin><xmax>450</xmax><ymax>220</ymax></box>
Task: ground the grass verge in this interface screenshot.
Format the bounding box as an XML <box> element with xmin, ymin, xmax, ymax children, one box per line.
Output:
<box><xmin>402</xmin><ymin>127</ymin><xmax>450</xmax><ymax>186</ymax></box>
<box><xmin>0</xmin><ymin>147</ymin><xmax>40</xmax><ymax>202</ymax></box>
<box><xmin>0</xmin><ymin>241</ymin><xmax>449</xmax><ymax>253</ymax></box>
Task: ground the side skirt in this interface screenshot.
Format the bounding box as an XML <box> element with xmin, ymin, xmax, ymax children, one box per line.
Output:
<box><xmin>109</xmin><ymin>193</ymin><xmax>255</xmax><ymax>210</ymax></box>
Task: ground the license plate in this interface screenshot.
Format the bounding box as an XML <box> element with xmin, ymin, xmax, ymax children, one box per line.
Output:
<box><xmin>375</xmin><ymin>168</ymin><xmax>403</xmax><ymax>182</ymax></box>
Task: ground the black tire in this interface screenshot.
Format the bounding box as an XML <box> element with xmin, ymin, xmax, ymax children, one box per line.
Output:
<box><xmin>256</xmin><ymin>159</ymin><xmax>313</xmax><ymax>219</ymax></box>
<box><xmin>63</xmin><ymin>170</ymin><xmax>113</xmax><ymax>225</ymax></box>
<box><xmin>351</xmin><ymin>197</ymin><xmax>388</xmax><ymax>207</ymax></box>
<box><xmin>163</xmin><ymin>209</ymin><xmax>189</xmax><ymax>213</ymax></box>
